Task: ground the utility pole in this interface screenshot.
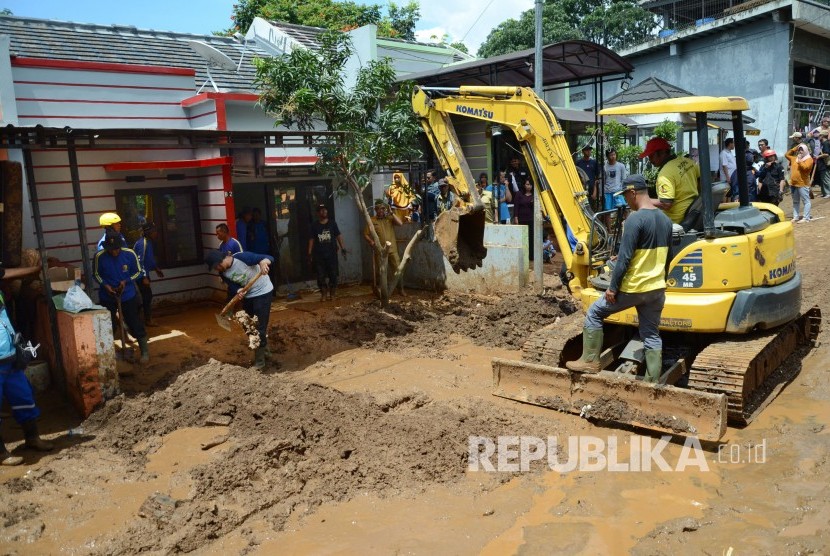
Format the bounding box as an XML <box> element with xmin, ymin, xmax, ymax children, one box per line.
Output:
<box><xmin>533</xmin><ymin>0</ymin><xmax>544</xmax><ymax>293</ymax></box>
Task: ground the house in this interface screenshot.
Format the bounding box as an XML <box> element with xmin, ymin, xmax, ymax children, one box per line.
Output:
<box><xmin>569</xmin><ymin>0</ymin><xmax>830</xmax><ymax>153</ymax></box>
<box><xmin>0</xmin><ymin>14</ymin><xmax>467</xmax><ymax>303</ymax></box>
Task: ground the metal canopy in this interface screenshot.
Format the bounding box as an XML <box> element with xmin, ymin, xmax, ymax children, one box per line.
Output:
<box><xmin>599</xmin><ymin>96</ymin><xmax>750</xmax><ymax>116</ymax></box>
<box><xmin>401</xmin><ymin>40</ymin><xmax>634</xmax><ymax>88</ymax></box>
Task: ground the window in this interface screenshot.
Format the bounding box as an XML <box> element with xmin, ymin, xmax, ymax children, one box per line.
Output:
<box><xmin>115</xmin><ymin>187</ymin><xmax>202</xmax><ymax>268</ymax></box>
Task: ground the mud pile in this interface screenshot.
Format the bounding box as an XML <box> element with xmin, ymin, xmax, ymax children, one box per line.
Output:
<box><xmin>56</xmin><ymin>360</ymin><xmax>557</xmax><ymax>553</ymax></box>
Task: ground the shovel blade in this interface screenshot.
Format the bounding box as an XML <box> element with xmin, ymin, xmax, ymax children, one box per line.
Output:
<box><xmin>215</xmin><ymin>312</ymin><xmax>232</xmax><ymax>331</ymax></box>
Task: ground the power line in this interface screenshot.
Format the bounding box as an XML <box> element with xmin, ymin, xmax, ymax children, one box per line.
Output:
<box><xmin>460</xmin><ymin>0</ymin><xmax>498</xmax><ymax>43</ymax></box>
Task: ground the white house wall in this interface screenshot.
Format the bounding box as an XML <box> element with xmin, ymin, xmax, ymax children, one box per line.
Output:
<box><xmin>11</xmin><ymin>65</ymin><xmax>197</xmax><ymax>129</ymax></box>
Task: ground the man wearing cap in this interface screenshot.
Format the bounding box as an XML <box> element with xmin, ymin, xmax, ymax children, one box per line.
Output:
<box><xmin>307</xmin><ymin>204</ymin><xmax>347</xmax><ymax>301</ymax></box>
<box><xmin>204</xmin><ymin>249</ymin><xmax>274</xmax><ymax>369</ymax></box>
<box><xmin>566</xmin><ymin>174</ymin><xmax>673</xmax><ymax>382</ymax></box>
<box><xmin>756</xmin><ymin>149</ymin><xmax>786</xmax><ymax>204</ymax></box>
<box><xmin>364</xmin><ymin>200</ymin><xmax>405</xmax><ymax>297</ymax></box>
<box><xmin>134</xmin><ymin>222</ymin><xmax>164</xmax><ymax>326</ymax></box>
<box><xmin>93</xmin><ymin>231</ymin><xmax>149</xmax><ymax>363</ymax></box>
<box><xmin>575</xmin><ymin>145</ymin><xmax>599</xmax><ymax>199</ymax></box>
<box><xmin>640</xmin><ymin>137</ymin><xmax>701</xmax><ymax>224</ymax></box>
<box><xmin>436</xmin><ymin>178</ymin><xmax>456</xmax><ymax>214</ymax></box>
<box><xmin>96</xmin><ymin>212</ymin><xmax>125</xmax><ymax>251</ymax></box>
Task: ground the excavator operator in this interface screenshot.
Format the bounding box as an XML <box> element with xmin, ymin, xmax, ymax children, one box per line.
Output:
<box><xmin>565</xmin><ymin>175</ymin><xmax>674</xmax><ymax>383</ymax></box>
<box><xmin>640</xmin><ymin>137</ymin><xmax>701</xmax><ymax>224</ymax></box>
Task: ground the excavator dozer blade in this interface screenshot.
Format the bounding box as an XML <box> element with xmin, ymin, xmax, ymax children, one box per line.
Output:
<box><xmin>434</xmin><ymin>207</ymin><xmax>487</xmax><ymax>273</ymax></box>
<box><xmin>492</xmin><ymin>358</ymin><xmax>728</xmax><ymax>442</ymax></box>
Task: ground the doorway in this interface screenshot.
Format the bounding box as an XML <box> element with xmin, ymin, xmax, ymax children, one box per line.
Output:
<box><xmin>233</xmin><ymin>180</ymin><xmax>333</xmax><ymax>284</ymax></box>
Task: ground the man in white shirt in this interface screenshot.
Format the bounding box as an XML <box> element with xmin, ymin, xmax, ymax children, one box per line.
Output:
<box><xmin>719</xmin><ymin>138</ymin><xmax>736</xmax><ymax>182</ymax></box>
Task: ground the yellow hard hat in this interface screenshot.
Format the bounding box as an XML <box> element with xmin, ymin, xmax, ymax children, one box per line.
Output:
<box><xmin>99</xmin><ymin>212</ymin><xmax>121</xmax><ymax>226</ymax></box>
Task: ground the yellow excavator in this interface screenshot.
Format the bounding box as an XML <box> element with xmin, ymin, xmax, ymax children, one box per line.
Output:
<box><xmin>412</xmin><ymin>85</ymin><xmax>821</xmax><ymax>441</ymax></box>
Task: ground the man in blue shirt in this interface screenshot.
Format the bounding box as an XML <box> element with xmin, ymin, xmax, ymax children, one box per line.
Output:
<box><xmin>134</xmin><ymin>222</ymin><xmax>164</xmax><ymax>327</ymax></box>
<box><xmin>205</xmin><ymin>250</ymin><xmax>275</xmax><ymax>369</ymax></box>
<box><xmin>0</xmin><ymin>264</ymin><xmax>54</xmax><ymax>466</ymax></box>
<box><xmin>96</xmin><ymin>212</ymin><xmax>126</xmax><ymax>251</ymax></box>
<box><xmin>94</xmin><ymin>231</ymin><xmax>149</xmax><ymax>363</ymax></box>
<box><xmin>575</xmin><ymin>145</ymin><xmax>599</xmax><ymax>200</ymax></box>
<box><xmin>215</xmin><ymin>223</ymin><xmax>243</xmax><ymax>256</ymax></box>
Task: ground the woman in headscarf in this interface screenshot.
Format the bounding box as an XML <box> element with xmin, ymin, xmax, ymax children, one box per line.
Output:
<box><xmin>785</xmin><ymin>143</ymin><xmax>814</xmax><ymax>222</ymax></box>
<box><xmin>385</xmin><ymin>172</ymin><xmax>416</xmax><ymax>222</ymax></box>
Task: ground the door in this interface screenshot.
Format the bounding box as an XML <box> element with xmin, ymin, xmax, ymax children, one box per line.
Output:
<box><xmin>271</xmin><ymin>181</ymin><xmax>332</xmax><ymax>283</ymax></box>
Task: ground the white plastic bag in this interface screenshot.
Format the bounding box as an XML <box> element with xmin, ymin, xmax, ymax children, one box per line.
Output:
<box><xmin>63</xmin><ymin>284</ymin><xmax>95</xmax><ymax>313</ymax></box>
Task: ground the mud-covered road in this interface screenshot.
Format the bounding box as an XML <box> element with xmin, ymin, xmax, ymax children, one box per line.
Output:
<box><xmin>3</xmin><ymin>198</ymin><xmax>830</xmax><ymax>554</ymax></box>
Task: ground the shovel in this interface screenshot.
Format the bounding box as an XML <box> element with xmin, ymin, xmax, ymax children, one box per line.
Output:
<box><xmin>115</xmin><ymin>291</ymin><xmax>136</xmax><ymax>363</ymax></box>
<box><xmin>215</xmin><ymin>269</ymin><xmax>264</xmax><ymax>331</ymax></box>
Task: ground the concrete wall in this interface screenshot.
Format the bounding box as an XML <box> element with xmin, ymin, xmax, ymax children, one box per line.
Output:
<box><xmin>570</xmin><ymin>17</ymin><xmax>795</xmax><ymax>154</ymax></box>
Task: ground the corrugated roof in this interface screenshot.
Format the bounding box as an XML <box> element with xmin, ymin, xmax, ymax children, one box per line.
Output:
<box><xmin>0</xmin><ymin>15</ymin><xmax>273</xmax><ymax>92</ymax></box>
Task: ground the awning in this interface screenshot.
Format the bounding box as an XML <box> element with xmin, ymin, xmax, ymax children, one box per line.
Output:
<box><xmin>104</xmin><ymin>156</ymin><xmax>233</xmax><ymax>172</ymax></box>
<box><xmin>402</xmin><ymin>40</ymin><xmax>633</xmax><ymax>88</ymax></box>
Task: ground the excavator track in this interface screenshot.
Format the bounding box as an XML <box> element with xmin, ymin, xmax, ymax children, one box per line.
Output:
<box><xmin>521</xmin><ymin>311</ymin><xmax>585</xmax><ymax>365</ymax></box>
<box><xmin>688</xmin><ymin>306</ymin><xmax>821</xmax><ymax>425</ymax></box>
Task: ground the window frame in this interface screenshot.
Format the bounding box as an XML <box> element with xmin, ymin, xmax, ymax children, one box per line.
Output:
<box><xmin>114</xmin><ymin>186</ymin><xmax>203</xmax><ymax>269</ymax></box>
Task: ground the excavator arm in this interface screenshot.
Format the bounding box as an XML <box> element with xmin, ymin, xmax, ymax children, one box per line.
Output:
<box><xmin>412</xmin><ymin>86</ymin><xmax>606</xmax><ymax>292</ymax></box>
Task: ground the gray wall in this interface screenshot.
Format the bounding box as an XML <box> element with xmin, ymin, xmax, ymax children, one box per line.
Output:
<box><xmin>572</xmin><ymin>17</ymin><xmax>796</xmax><ymax>154</ymax></box>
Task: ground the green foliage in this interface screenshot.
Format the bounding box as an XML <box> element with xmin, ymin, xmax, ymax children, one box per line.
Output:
<box><xmin>254</xmin><ymin>31</ymin><xmax>421</xmax><ymax>190</ymax></box>
<box><xmin>478</xmin><ymin>0</ymin><xmax>657</xmax><ymax>58</ymax></box>
<box><xmin>0</xmin><ymin>8</ymin><xmax>12</xmax><ymax>15</ymax></box>
<box><xmin>652</xmin><ymin>119</ymin><xmax>681</xmax><ymax>144</ymax></box>
<box><xmin>230</xmin><ymin>0</ymin><xmax>420</xmax><ymax>39</ymax></box>
<box><xmin>586</xmin><ymin>119</ymin><xmax>642</xmax><ymax>172</ymax></box>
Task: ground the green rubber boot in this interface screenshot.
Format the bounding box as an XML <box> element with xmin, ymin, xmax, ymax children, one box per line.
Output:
<box><xmin>138</xmin><ymin>336</ymin><xmax>150</xmax><ymax>363</ymax></box>
<box><xmin>253</xmin><ymin>346</ymin><xmax>267</xmax><ymax>369</ymax></box>
<box><xmin>644</xmin><ymin>349</ymin><xmax>663</xmax><ymax>383</ymax></box>
<box><xmin>565</xmin><ymin>328</ymin><xmax>604</xmax><ymax>373</ymax></box>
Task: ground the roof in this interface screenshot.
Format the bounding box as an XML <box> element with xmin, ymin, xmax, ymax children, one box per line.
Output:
<box><xmin>402</xmin><ymin>40</ymin><xmax>634</xmax><ymax>88</ymax></box>
<box><xmin>0</xmin><ymin>15</ymin><xmax>272</xmax><ymax>92</ymax></box>
<box><xmin>268</xmin><ymin>21</ymin><xmax>327</xmax><ymax>50</ymax></box>
<box><xmin>603</xmin><ymin>76</ymin><xmax>694</xmax><ymax>107</ymax></box>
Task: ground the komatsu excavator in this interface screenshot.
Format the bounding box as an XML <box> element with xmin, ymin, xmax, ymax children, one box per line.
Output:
<box><xmin>412</xmin><ymin>85</ymin><xmax>821</xmax><ymax>441</ymax></box>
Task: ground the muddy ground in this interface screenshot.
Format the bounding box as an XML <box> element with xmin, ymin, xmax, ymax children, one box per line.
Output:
<box><xmin>3</xmin><ymin>198</ymin><xmax>830</xmax><ymax>554</ymax></box>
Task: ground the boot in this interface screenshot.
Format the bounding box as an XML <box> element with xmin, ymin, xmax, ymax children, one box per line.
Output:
<box><xmin>22</xmin><ymin>421</ymin><xmax>54</xmax><ymax>452</ymax></box>
<box><xmin>138</xmin><ymin>336</ymin><xmax>150</xmax><ymax>363</ymax></box>
<box><xmin>253</xmin><ymin>346</ymin><xmax>267</xmax><ymax>369</ymax></box>
<box><xmin>328</xmin><ymin>287</ymin><xmax>336</xmax><ymax>301</ymax></box>
<box><xmin>320</xmin><ymin>287</ymin><xmax>328</xmax><ymax>301</ymax></box>
<box><xmin>644</xmin><ymin>349</ymin><xmax>663</xmax><ymax>384</ymax></box>
<box><xmin>0</xmin><ymin>437</ymin><xmax>23</xmax><ymax>466</ymax></box>
<box><xmin>565</xmin><ymin>328</ymin><xmax>604</xmax><ymax>373</ymax></box>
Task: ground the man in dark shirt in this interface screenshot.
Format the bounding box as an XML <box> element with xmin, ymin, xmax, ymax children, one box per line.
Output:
<box><xmin>505</xmin><ymin>156</ymin><xmax>529</xmax><ymax>197</ymax></box>
<box><xmin>575</xmin><ymin>145</ymin><xmax>599</xmax><ymax>199</ymax></box>
<box><xmin>566</xmin><ymin>174</ymin><xmax>673</xmax><ymax>382</ymax></box>
<box><xmin>133</xmin><ymin>222</ymin><xmax>164</xmax><ymax>327</ymax></box>
<box><xmin>307</xmin><ymin>204</ymin><xmax>347</xmax><ymax>301</ymax></box>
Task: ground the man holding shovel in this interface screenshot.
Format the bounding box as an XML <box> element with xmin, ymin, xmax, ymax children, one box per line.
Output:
<box><xmin>93</xmin><ymin>231</ymin><xmax>149</xmax><ymax>363</ymax></box>
<box><xmin>204</xmin><ymin>250</ymin><xmax>274</xmax><ymax>369</ymax></box>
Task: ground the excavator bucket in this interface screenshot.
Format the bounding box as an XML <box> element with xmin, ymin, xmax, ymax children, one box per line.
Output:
<box><xmin>492</xmin><ymin>358</ymin><xmax>728</xmax><ymax>442</ymax></box>
<box><xmin>434</xmin><ymin>207</ymin><xmax>487</xmax><ymax>273</ymax></box>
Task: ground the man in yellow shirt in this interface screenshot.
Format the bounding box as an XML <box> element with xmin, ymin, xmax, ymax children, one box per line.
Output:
<box><xmin>364</xmin><ymin>200</ymin><xmax>405</xmax><ymax>296</ymax></box>
<box><xmin>566</xmin><ymin>175</ymin><xmax>673</xmax><ymax>383</ymax></box>
<box><xmin>640</xmin><ymin>137</ymin><xmax>700</xmax><ymax>224</ymax></box>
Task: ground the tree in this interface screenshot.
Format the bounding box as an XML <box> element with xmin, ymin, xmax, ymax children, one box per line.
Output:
<box><xmin>230</xmin><ymin>0</ymin><xmax>420</xmax><ymax>40</ymax></box>
<box><xmin>587</xmin><ymin>119</ymin><xmax>642</xmax><ymax>172</ymax></box>
<box><xmin>254</xmin><ymin>32</ymin><xmax>423</xmax><ymax>307</ymax></box>
<box><xmin>477</xmin><ymin>0</ymin><xmax>657</xmax><ymax>58</ymax></box>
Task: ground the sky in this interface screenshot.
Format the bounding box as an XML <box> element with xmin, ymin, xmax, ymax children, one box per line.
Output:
<box><xmin>1</xmin><ymin>0</ymin><xmax>534</xmax><ymax>54</ymax></box>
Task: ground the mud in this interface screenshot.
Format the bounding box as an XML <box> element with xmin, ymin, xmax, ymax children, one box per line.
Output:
<box><xmin>3</xmin><ymin>200</ymin><xmax>830</xmax><ymax>554</ymax></box>
<box><xmin>231</xmin><ymin>310</ymin><xmax>260</xmax><ymax>349</ymax></box>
